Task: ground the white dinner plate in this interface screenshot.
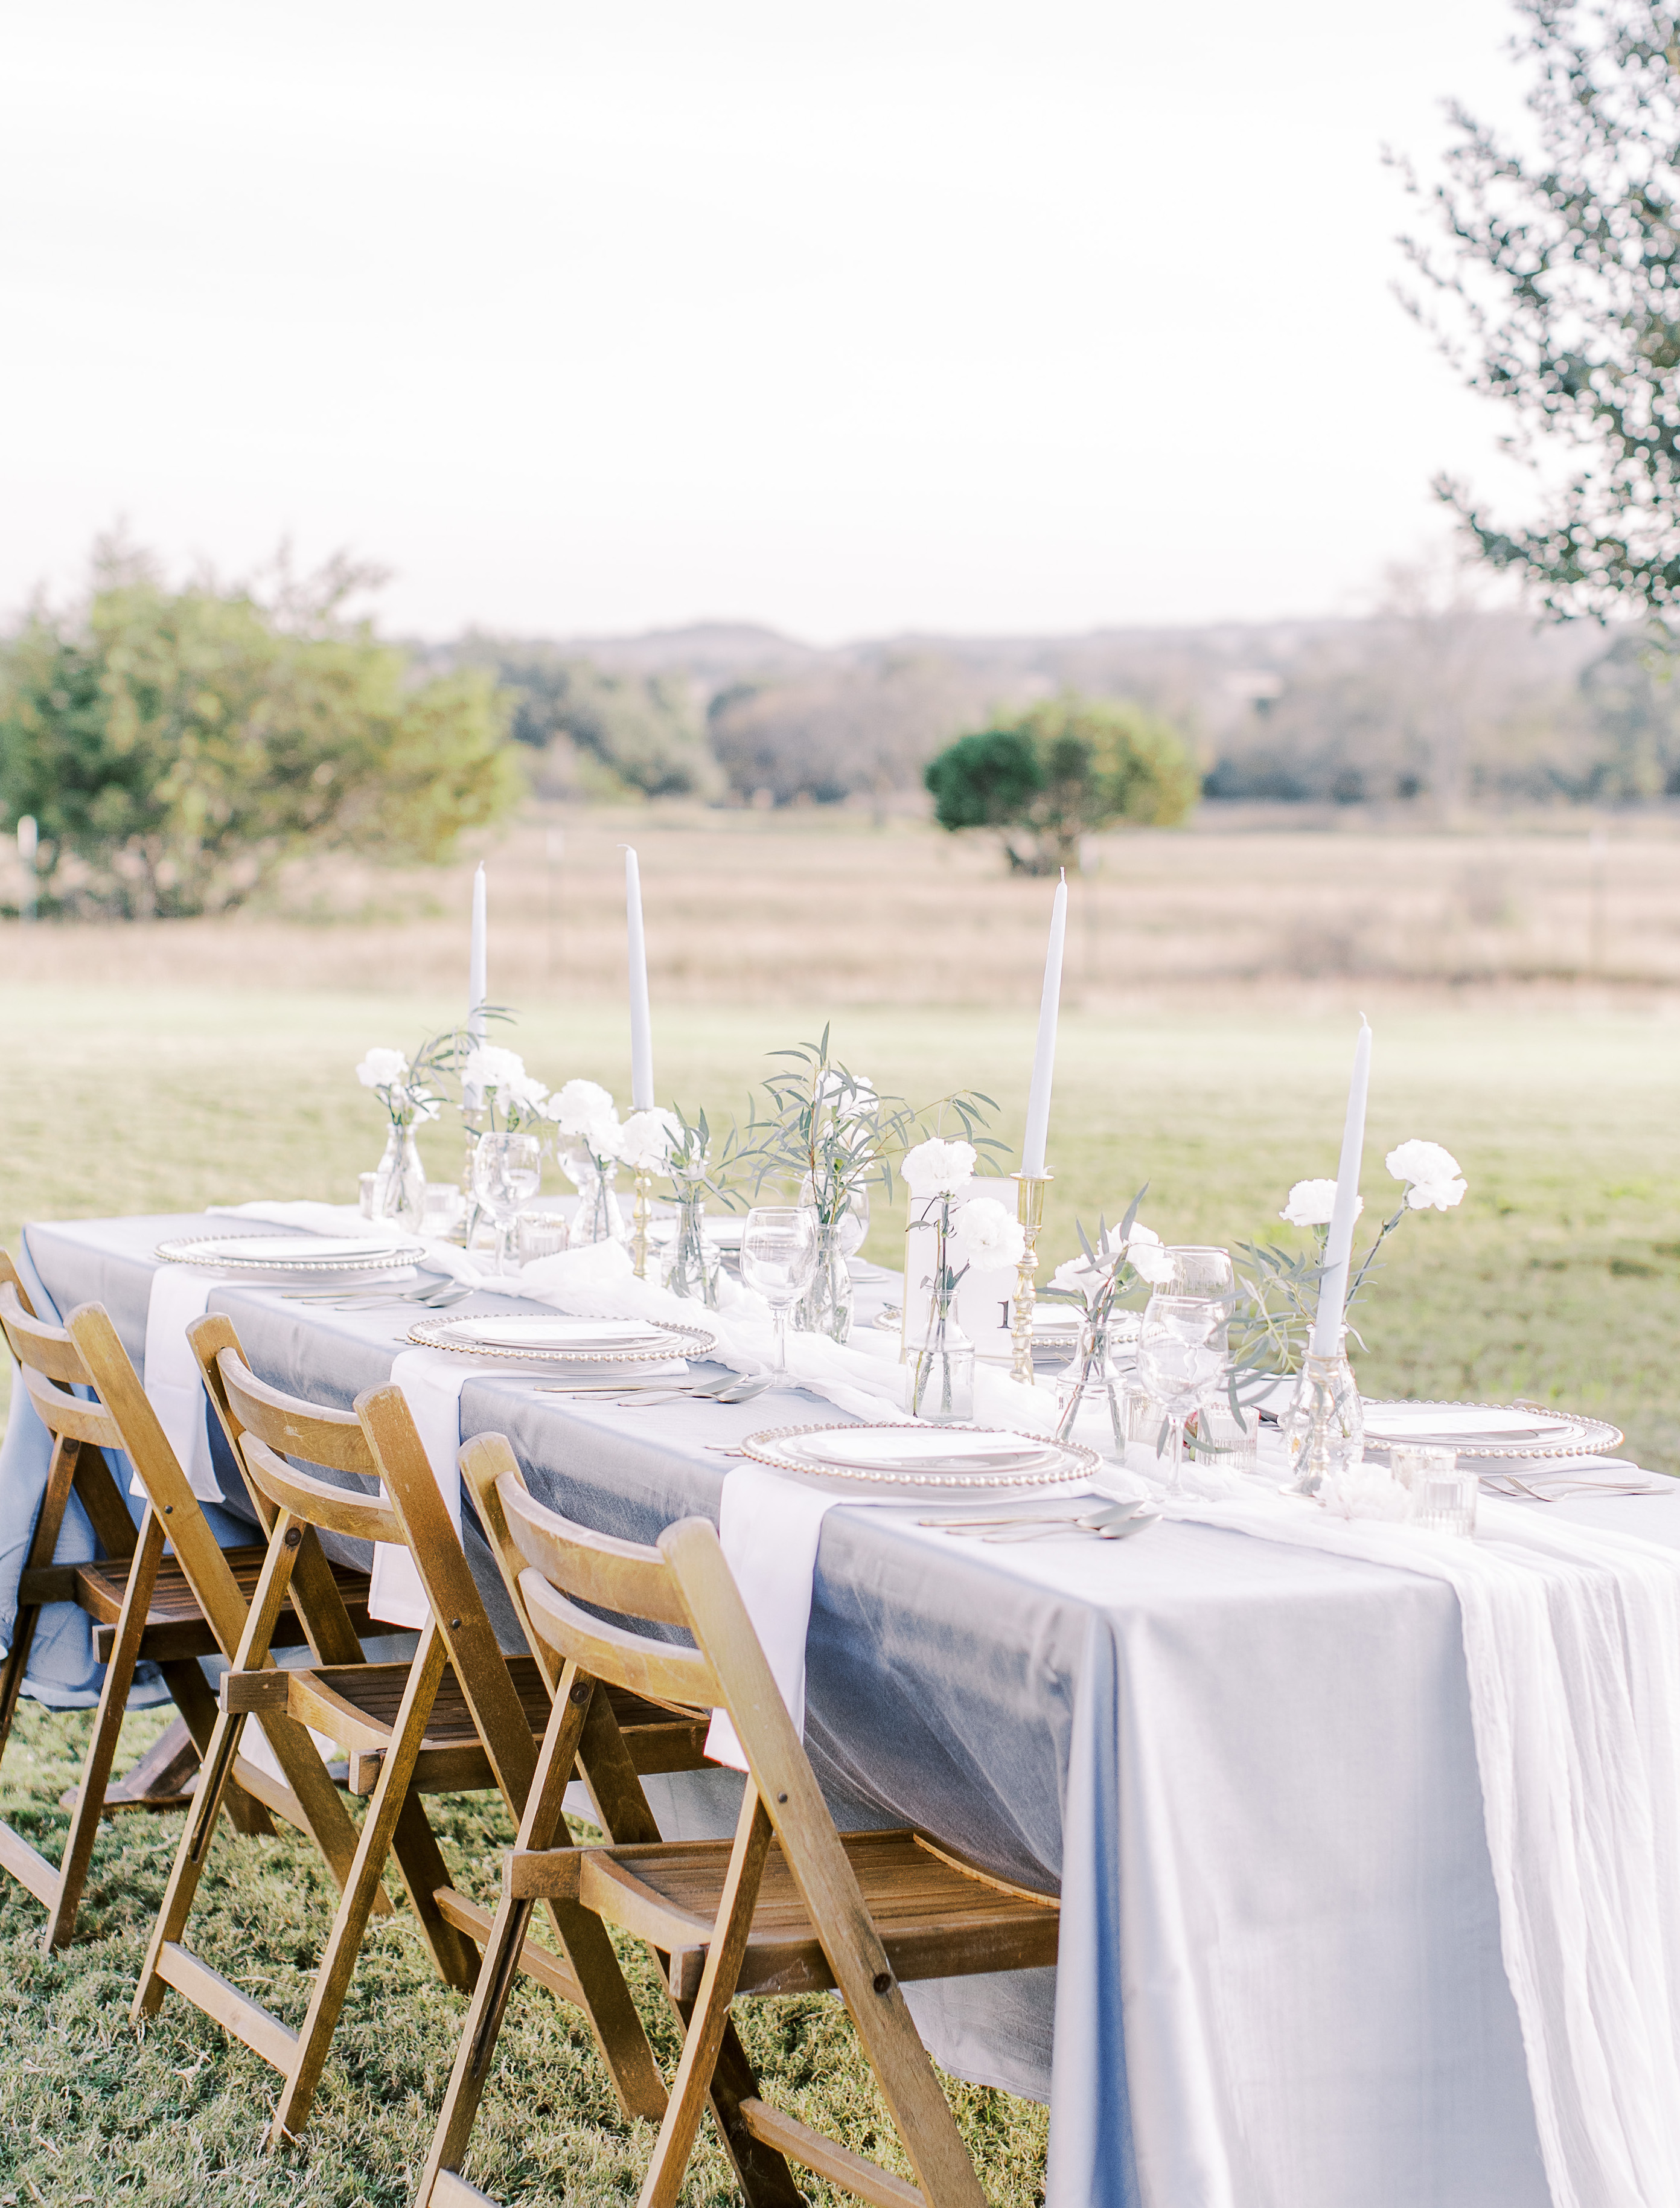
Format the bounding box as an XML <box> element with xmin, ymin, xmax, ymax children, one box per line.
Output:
<box><xmin>154</xmin><ymin>1232</ymin><xmax>426</xmax><ymax>1275</ymax></box>
<box><xmin>407</xmin><ymin>1312</ymin><xmax>715</xmax><ymax>1363</ymax></box>
<box><xmin>741</xmin><ymin>1422</ymin><xmax>1097</xmax><ymax>1491</ymax></box>
<box><xmin>1359</xmin><ymin>1399</ymin><xmax>1623</xmax><ymax>1461</ymax></box>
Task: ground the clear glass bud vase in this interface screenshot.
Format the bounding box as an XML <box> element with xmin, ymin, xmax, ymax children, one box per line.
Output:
<box><xmin>1054</xmin><ymin>1310</ymin><xmax>1139</xmax><ymax>1454</ymax></box>
<box><xmin>1282</xmin><ymin>1348</ymin><xmax>1364</xmax><ymax>1496</ymax></box>
<box><xmin>794</xmin><ymin>1221</ymin><xmax>858</xmax><ymax>1345</ymax></box>
<box><xmin>372</xmin><ymin>1125</ymin><xmax>426</xmax><ymax>1234</ymax></box>
<box><xmin>906</xmin><ymin>1307</ymin><xmax>975</xmax><ymax>1423</ymax></box>
<box><xmin>567</xmin><ymin>1154</ymin><xmax>625</xmax><ymax>1248</ymax></box>
<box><xmin>663</xmin><ymin>1189</ymin><xmax>719</xmax><ymax>1305</ymax></box>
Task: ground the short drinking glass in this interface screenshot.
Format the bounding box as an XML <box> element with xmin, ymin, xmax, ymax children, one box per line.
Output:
<box><xmin>474</xmin><ymin>1133</ymin><xmax>543</xmax><ymax>1278</ymax></box>
<box><xmin>741</xmin><ymin>1206</ymin><xmax>819</xmax><ymax>1383</ymax></box>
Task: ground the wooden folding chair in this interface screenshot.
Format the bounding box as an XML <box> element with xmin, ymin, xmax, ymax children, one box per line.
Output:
<box><xmin>133</xmin><ymin>1345</ymin><xmax>706</xmax><ymax>2143</ymax></box>
<box><xmin>416</xmin><ymin>1447</ymin><xmax>1061</xmax><ymax>2208</ymax></box>
<box><xmin>0</xmin><ymin>1255</ymin><xmax>375</xmax><ymax>1951</ymax></box>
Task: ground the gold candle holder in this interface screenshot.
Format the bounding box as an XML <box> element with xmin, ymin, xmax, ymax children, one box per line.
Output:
<box><xmin>631</xmin><ymin>1167</ymin><xmax>656</xmax><ymax>1280</ymax></box>
<box><xmin>1009</xmin><ymin>1171</ymin><xmax>1052</xmax><ymax>1388</ymax></box>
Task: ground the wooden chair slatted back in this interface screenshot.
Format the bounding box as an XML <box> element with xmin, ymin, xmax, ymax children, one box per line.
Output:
<box><xmin>16</xmin><ymin>1362</ymin><xmax>125</xmax><ymax>1451</ymax></box>
<box><xmin>212</xmin><ymin>1346</ymin><xmax>372</xmax><ymax>1475</ymax></box>
<box><xmin>186</xmin><ymin>1317</ymin><xmax>371</xmax><ymax>1670</ymax></box>
<box><xmin>500</xmin><ymin>1480</ymin><xmax>720</xmax><ymax>1711</ymax></box>
<box><xmin>238</xmin><ymin>1435</ymin><xmax>403</xmax><ymax>1545</ymax></box>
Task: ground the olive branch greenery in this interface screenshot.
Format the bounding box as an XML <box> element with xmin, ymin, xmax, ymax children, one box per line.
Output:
<box><xmin>739</xmin><ymin>1023</ymin><xmax>1006</xmax><ymax>1224</ymax></box>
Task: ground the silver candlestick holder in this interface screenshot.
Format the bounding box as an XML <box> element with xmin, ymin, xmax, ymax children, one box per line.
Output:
<box><xmin>1009</xmin><ymin>1171</ymin><xmax>1051</xmax><ymax>1388</ymax></box>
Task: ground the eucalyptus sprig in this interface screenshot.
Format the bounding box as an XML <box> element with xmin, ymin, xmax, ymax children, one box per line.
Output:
<box><xmin>740</xmin><ymin>1024</ymin><xmax>1006</xmax><ymax>1224</ymax></box>
<box><xmin>1038</xmin><ymin>1185</ymin><xmax>1155</xmax><ymax>1325</ymax></box>
<box><xmin>663</xmin><ymin>1104</ymin><xmax>747</xmax><ymax>1212</ymax></box>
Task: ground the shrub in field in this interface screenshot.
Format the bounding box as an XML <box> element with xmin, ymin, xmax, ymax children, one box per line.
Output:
<box><xmin>0</xmin><ymin>543</ymin><xmax>525</xmax><ymax>918</ymax></box>
<box><xmin>924</xmin><ymin>694</ymin><xmax>1198</xmax><ymax>874</ymax></box>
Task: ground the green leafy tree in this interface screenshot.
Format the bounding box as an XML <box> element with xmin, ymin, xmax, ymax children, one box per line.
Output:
<box><xmin>1401</xmin><ymin>0</ymin><xmax>1680</xmax><ymax>624</ymax></box>
<box><xmin>924</xmin><ymin>694</ymin><xmax>1198</xmax><ymax>874</ymax></box>
<box><xmin>0</xmin><ymin>544</ymin><xmax>523</xmax><ymax>917</ymax></box>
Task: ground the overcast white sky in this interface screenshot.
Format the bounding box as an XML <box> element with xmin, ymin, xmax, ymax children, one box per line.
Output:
<box><xmin>0</xmin><ymin>1</ymin><xmax>1536</xmax><ymax>643</ymax></box>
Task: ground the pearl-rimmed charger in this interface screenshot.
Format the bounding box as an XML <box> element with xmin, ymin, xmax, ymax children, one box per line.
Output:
<box><xmin>153</xmin><ymin>1232</ymin><xmax>427</xmax><ymax>1276</ymax></box>
<box><xmin>1359</xmin><ymin>1400</ymin><xmax>1624</xmax><ymax>1461</ymax></box>
<box><xmin>741</xmin><ymin>1422</ymin><xmax>1097</xmax><ymax>1492</ymax></box>
<box><xmin>406</xmin><ymin>1312</ymin><xmax>716</xmax><ymax>1364</ymax></box>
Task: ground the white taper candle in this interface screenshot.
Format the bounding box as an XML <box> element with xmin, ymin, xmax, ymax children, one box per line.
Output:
<box><xmin>463</xmin><ymin>863</ymin><xmax>488</xmax><ymax>1107</ymax></box>
<box><xmin>1020</xmin><ymin>871</ymin><xmax>1067</xmax><ymax>1178</ymax></box>
<box><xmin>625</xmin><ymin>846</ymin><xmax>654</xmax><ymax>1110</ymax></box>
<box><xmin>1309</xmin><ymin>1016</ymin><xmax>1372</xmax><ymax>1360</ymax></box>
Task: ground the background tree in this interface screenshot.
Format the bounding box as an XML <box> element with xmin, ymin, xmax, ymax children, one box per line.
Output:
<box><xmin>445</xmin><ymin>637</ymin><xmax>721</xmax><ymax>799</ymax></box>
<box><xmin>0</xmin><ymin>542</ymin><xmax>523</xmax><ymax>918</ymax></box>
<box><xmin>1401</xmin><ymin>0</ymin><xmax>1680</xmax><ymax>625</ymax></box>
<box><xmin>924</xmin><ymin>695</ymin><xmax>1199</xmax><ymax>874</ymax></box>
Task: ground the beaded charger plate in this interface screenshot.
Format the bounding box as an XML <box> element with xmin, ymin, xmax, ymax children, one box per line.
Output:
<box><xmin>154</xmin><ymin>1232</ymin><xmax>427</xmax><ymax>1276</ymax></box>
<box><xmin>406</xmin><ymin>1312</ymin><xmax>716</xmax><ymax>1364</ymax></box>
<box><xmin>1359</xmin><ymin>1399</ymin><xmax>1623</xmax><ymax>1461</ymax></box>
<box><xmin>741</xmin><ymin>1422</ymin><xmax>1097</xmax><ymax>1491</ymax></box>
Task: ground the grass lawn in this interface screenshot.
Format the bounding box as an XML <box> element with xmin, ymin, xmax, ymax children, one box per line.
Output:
<box><xmin>1</xmin><ymin>908</ymin><xmax>1679</xmax><ymax>2203</ymax></box>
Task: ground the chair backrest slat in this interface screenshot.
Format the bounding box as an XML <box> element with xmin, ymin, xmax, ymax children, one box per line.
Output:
<box><xmin>500</xmin><ymin>1477</ymin><xmax>692</xmax><ymax>1628</ymax></box>
<box><xmin>214</xmin><ymin>1350</ymin><xmax>373</xmax><ymax>1476</ymax></box>
<box><xmin>1</xmin><ymin>1281</ymin><xmax>101</xmax><ymax>1393</ymax></box>
<box><xmin>240</xmin><ymin>1435</ymin><xmax>403</xmax><ymax>1544</ymax></box>
<box><xmin>18</xmin><ymin>1362</ymin><xmax>126</xmax><ymax>1450</ymax></box>
<box><xmin>518</xmin><ymin>1569</ymin><xmax>720</xmax><ymax>1709</ymax></box>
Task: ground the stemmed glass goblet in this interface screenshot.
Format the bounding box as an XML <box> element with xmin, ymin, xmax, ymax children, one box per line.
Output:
<box><xmin>474</xmin><ymin>1133</ymin><xmax>543</xmax><ymax>1278</ymax></box>
<box><xmin>1135</xmin><ymin>1293</ymin><xmax>1231</xmax><ymax>1497</ymax></box>
<box><xmin>741</xmin><ymin>1206</ymin><xmax>819</xmax><ymax>1383</ymax></box>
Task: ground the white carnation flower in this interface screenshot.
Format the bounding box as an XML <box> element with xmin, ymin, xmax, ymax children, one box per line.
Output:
<box><xmin>554</xmin><ymin>1078</ymin><xmax>616</xmax><ymax>1135</ymax></box>
<box><xmin>1126</xmin><ymin>1226</ymin><xmax>1175</xmax><ymax>1287</ymax></box>
<box><xmin>1386</xmin><ymin>1139</ymin><xmax>1468</xmax><ymax>1212</ymax></box>
<box><xmin>819</xmin><ymin>1071</ymin><xmax>877</xmax><ymax>1122</ymax></box>
<box><xmin>950</xmin><ymin>1197</ymin><xmax>1026</xmax><ymax>1270</ymax></box>
<box><xmin>901</xmin><ymin>1138</ymin><xmax>977</xmax><ymax>1199</ymax></box>
<box><xmin>466</xmin><ymin>1043</ymin><xmax>528</xmax><ymax>1095</ymax></box>
<box><xmin>356</xmin><ymin>1047</ymin><xmax>409</xmax><ymax>1090</ymax></box>
<box><xmin>1280</xmin><ymin>1177</ymin><xmax>1362</xmax><ymax>1229</ymax></box>
<box><xmin>1318</xmin><ymin>1462</ymin><xmax>1412</xmax><ymax>1523</ymax></box>
<box><xmin>583</xmin><ymin>1112</ymin><xmax>624</xmax><ymax>1162</ymax></box>
<box><xmin>618</xmin><ymin>1107</ymin><xmax>682</xmax><ymax>1171</ymax></box>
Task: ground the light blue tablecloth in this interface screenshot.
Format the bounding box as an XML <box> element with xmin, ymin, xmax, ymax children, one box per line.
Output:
<box><xmin>9</xmin><ymin>1213</ymin><xmax>1677</xmax><ymax>2207</ymax></box>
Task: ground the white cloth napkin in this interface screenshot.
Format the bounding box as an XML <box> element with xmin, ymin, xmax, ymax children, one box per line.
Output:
<box><xmin>704</xmin><ymin>1465</ymin><xmax>849</xmax><ymax>1770</ymax></box>
<box><xmin>367</xmin><ymin>1348</ymin><xmax>501</xmax><ymax>1628</ymax></box>
<box><xmin>1158</xmin><ymin>1479</ymin><xmax>1680</xmax><ymax>2208</ymax></box>
<box><xmin>136</xmin><ymin>1265</ymin><xmax>223</xmax><ymax>1502</ymax></box>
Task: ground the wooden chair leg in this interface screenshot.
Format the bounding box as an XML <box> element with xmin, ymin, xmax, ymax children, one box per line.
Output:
<box><xmin>417</xmin><ymin>1674</ymin><xmax>668</xmax><ymax>2203</ymax></box>
<box><xmin>638</xmin><ymin>1792</ymin><xmax>775</xmax><ymax>2208</ymax></box>
<box><xmin>161</xmin><ymin>1659</ymin><xmax>274</xmax><ymax>1838</ymax></box>
<box><xmin>130</xmin><ymin>1699</ymin><xmax>249</xmax><ymax>2022</ymax></box>
<box><xmin>41</xmin><ymin>1512</ymin><xmax>168</xmax><ymax>1951</ymax></box>
<box><xmin>0</xmin><ymin>1435</ymin><xmax>83</xmax><ymax>1767</ymax></box>
<box><xmin>269</xmin><ymin>1624</ymin><xmax>470</xmax><ymax>2144</ymax></box>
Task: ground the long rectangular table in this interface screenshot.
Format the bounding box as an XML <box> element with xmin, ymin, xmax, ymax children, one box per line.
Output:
<box><xmin>8</xmin><ymin>1213</ymin><xmax>1678</xmax><ymax>2208</ymax></box>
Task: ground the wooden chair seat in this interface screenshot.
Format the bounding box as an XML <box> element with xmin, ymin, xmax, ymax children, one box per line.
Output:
<box><xmin>229</xmin><ymin>1656</ymin><xmax>713</xmax><ymax>1796</ymax></box>
<box><xmin>536</xmin><ymin>1828</ymin><xmax>1060</xmax><ymax>2003</ymax></box>
<box><xmin>49</xmin><ymin>1546</ymin><xmax>377</xmax><ymax>1666</ymax></box>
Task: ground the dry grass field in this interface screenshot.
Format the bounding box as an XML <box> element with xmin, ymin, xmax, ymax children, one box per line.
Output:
<box><xmin>1</xmin><ymin>807</ymin><xmax>1678</xmax><ymax>2206</ymax></box>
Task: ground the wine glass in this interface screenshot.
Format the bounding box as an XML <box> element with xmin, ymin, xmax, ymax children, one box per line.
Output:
<box><xmin>1160</xmin><ymin>1246</ymin><xmax>1236</xmax><ymax>1306</ymax></box>
<box><xmin>474</xmin><ymin>1133</ymin><xmax>543</xmax><ymax>1277</ymax></box>
<box><xmin>741</xmin><ymin>1206</ymin><xmax>819</xmax><ymax>1382</ymax></box>
<box><xmin>1135</xmin><ymin>1293</ymin><xmax>1231</xmax><ymax>1496</ymax></box>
